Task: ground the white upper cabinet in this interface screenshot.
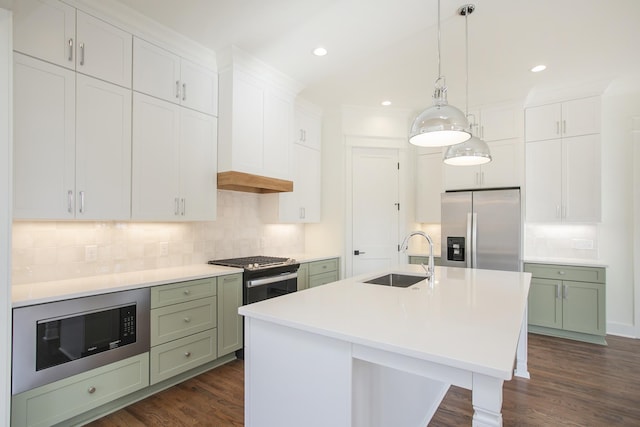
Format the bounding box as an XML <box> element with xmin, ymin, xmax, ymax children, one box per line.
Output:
<box><xmin>13</xmin><ymin>53</ymin><xmax>75</xmax><ymax>219</ymax></box>
<box><xmin>13</xmin><ymin>53</ymin><xmax>131</xmax><ymax>220</ymax></box>
<box><xmin>132</xmin><ymin>93</ymin><xmax>217</xmax><ymax>221</ymax></box>
<box><xmin>525</xmin><ymin>96</ymin><xmax>602</xmax><ymax>222</ymax></box>
<box><xmin>294</xmin><ymin>102</ymin><xmax>322</xmax><ymax>150</ymax></box>
<box><xmin>75</xmin><ymin>74</ymin><xmax>132</xmax><ymax>220</ymax></box>
<box><xmin>13</xmin><ymin>0</ymin><xmax>132</xmax><ymax>87</ymax></box>
<box><xmin>525</xmin><ymin>96</ymin><xmax>601</xmax><ymax>142</ymax></box>
<box><xmin>133</xmin><ymin>37</ymin><xmax>218</xmax><ymax>116</ymax></box>
<box><xmin>443</xmin><ymin>140</ymin><xmax>523</xmax><ymax>191</ymax></box>
<box><xmin>468</xmin><ymin>102</ymin><xmax>523</xmax><ymax>142</ymax></box>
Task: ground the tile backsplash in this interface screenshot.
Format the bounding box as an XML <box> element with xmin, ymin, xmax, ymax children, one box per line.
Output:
<box><xmin>12</xmin><ymin>190</ymin><xmax>305</xmax><ymax>284</ymax></box>
<box><xmin>524</xmin><ymin>223</ymin><xmax>599</xmax><ymax>260</ymax></box>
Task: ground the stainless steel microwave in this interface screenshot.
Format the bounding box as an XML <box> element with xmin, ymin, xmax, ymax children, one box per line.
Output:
<box><xmin>12</xmin><ymin>288</ymin><xmax>150</xmax><ymax>395</ymax></box>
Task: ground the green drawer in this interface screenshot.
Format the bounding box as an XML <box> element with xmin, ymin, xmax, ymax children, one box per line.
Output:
<box><xmin>150</xmin><ymin>329</ymin><xmax>217</xmax><ymax>385</ymax></box>
<box><xmin>309</xmin><ymin>271</ymin><xmax>338</xmax><ymax>288</ymax></box>
<box><xmin>12</xmin><ymin>353</ymin><xmax>149</xmax><ymax>427</ymax></box>
<box><xmin>309</xmin><ymin>258</ymin><xmax>338</xmax><ymax>276</ymax></box>
<box><xmin>524</xmin><ymin>263</ymin><xmax>605</xmax><ymax>284</ymax></box>
<box><xmin>151</xmin><ymin>296</ymin><xmax>217</xmax><ymax>346</ymax></box>
<box><xmin>408</xmin><ymin>256</ymin><xmax>441</xmax><ymax>266</ymax></box>
<box><xmin>151</xmin><ymin>277</ymin><xmax>217</xmax><ymax>308</ymax></box>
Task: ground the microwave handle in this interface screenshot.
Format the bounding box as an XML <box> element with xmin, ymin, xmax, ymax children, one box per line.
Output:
<box><xmin>247</xmin><ymin>272</ymin><xmax>298</xmax><ymax>288</ymax></box>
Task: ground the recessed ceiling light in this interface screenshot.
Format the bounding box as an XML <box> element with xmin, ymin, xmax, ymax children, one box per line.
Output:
<box><xmin>531</xmin><ymin>64</ymin><xmax>547</xmax><ymax>73</ymax></box>
<box><xmin>381</xmin><ymin>100</ymin><xmax>392</xmax><ymax>106</ymax></box>
<box><xmin>312</xmin><ymin>47</ymin><xmax>327</xmax><ymax>57</ymax></box>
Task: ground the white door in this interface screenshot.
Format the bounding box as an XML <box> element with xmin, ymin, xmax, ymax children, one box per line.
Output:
<box><xmin>351</xmin><ymin>148</ymin><xmax>400</xmax><ymax>277</ymax></box>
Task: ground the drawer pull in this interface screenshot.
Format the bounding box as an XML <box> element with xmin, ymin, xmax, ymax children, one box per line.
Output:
<box><xmin>183</xmin><ymin>317</ymin><xmax>191</xmax><ymax>323</ymax></box>
<box><xmin>87</xmin><ymin>386</ymin><xmax>96</xmax><ymax>394</ymax></box>
<box><xmin>184</xmin><ymin>351</ymin><xmax>191</xmax><ymax>358</ymax></box>
<box><xmin>183</xmin><ymin>289</ymin><xmax>191</xmax><ymax>295</ymax></box>
<box><xmin>558</xmin><ymin>271</ymin><xmax>565</xmax><ymax>275</ymax></box>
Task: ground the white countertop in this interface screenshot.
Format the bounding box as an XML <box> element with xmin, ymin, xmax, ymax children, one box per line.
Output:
<box><xmin>285</xmin><ymin>253</ymin><xmax>340</xmax><ymax>263</ymax></box>
<box><xmin>239</xmin><ymin>264</ymin><xmax>531</xmax><ymax>380</ymax></box>
<box><xmin>523</xmin><ymin>257</ymin><xmax>608</xmax><ymax>268</ymax></box>
<box><xmin>12</xmin><ymin>264</ymin><xmax>242</xmax><ymax>307</ymax></box>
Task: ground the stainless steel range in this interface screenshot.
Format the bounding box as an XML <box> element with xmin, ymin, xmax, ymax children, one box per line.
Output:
<box><xmin>207</xmin><ymin>256</ymin><xmax>299</xmax><ymax>305</ymax></box>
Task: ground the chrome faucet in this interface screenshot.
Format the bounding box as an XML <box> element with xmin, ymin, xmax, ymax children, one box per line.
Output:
<box><xmin>400</xmin><ymin>231</ymin><xmax>435</xmax><ymax>283</ymax></box>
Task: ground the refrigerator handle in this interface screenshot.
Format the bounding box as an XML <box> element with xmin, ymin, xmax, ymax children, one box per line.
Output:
<box><xmin>471</xmin><ymin>212</ymin><xmax>478</xmax><ymax>268</ymax></box>
<box><xmin>466</xmin><ymin>213</ymin><xmax>473</xmax><ymax>268</ymax></box>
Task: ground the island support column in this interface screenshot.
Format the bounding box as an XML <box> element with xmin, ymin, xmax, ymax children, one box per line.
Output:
<box><xmin>471</xmin><ymin>373</ymin><xmax>504</xmax><ymax>427</ymax></box>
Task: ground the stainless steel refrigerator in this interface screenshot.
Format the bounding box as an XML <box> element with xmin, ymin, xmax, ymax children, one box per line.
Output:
<box><xmin>440</xmin><ymin>188</ymin><xmax>521</xmax><ymax>272</ymax></box>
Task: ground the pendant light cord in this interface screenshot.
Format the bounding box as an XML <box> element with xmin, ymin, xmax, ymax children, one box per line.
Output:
<box><xmin>465</xmin><ymin>5</ymin><xmax>469</xmax><ymax>117</ymax></box>
<box><xmin>437</xmin><ymin>0</ymin><xmax>441</xmax><ymax>78</ymax></box>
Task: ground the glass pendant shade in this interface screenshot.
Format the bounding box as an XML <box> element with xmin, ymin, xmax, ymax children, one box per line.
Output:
<box><xmin>409</xmin><ymin>102</ymin><xmax>471</xmax><ymax>147</ymax></box>
<box><xmin>443</xmin><ymin>135</ymin><xmax>492</xmax><ymax>165</ymax></box>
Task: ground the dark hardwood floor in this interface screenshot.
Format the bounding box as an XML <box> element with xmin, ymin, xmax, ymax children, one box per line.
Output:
<box><xmin>88</xmin><ymin>333</ymin><xmax>640</xmax><ymax>426</ymax></box>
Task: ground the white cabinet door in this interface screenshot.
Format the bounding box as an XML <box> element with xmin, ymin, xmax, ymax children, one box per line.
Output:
<box><xmin>263</xmin><ymin>90</ymin><xmax>293</xmax><ymax>180</ymax></box>
<box><xmin>13</xmin><ymin>53</ymin><xmax>75</xmax><ymax>219</ymax></box>
<box><xmin>132</xmin><ymin>93</ymin><xmax>181</xmax><ymax>220</ymax></box>
<box><xmin>562</xmin><ymin>97</ymin><xmax>601</xmax><ymax>138</ymax></box>
<box><xmin>13</xmin><ymin>0</ymin><xmax>76</xmax><ymax>70</ymax></box>
<box><xmin>132</xmin><ymin>37</ymin><xmax>181</xmax><ymax>104</ymax></box>
<box><xmin>75</xmin><ymin>11</ymin><xmax>132</xmax><ymax>88</ymax></box>
<box><xmin>479</xmin><ymin>103</ymin><xmax>523</xmax><ymax>142</ymax></box>
<box><xmin>179</xmin><ymin>108</ymin><xmax>217</xmax><ymax>221</ymax></box>
<box><xmin>563</xmin><ymin>134</ymin><xmax>601</xmax><ymax>222</ymax></box>
<box><xmin>525</xmin><ymin>103</ymin><xmax>562</xmax><ymax>142</ymax></box>
<box><xmin>415</xmin><ymin>153</ymin><xmax>442</xmax><ymax>223</ymax></box>
<box><xmin>443</xmin><ymin>163</ymin><xmax>479</xmax><ymax>190</ymax></box>
<box><xmin>75</xmin><ymin>74</ymin><xmax>132</xmax><ymax>220</ymax></box>
<box><xmin>180</xmin><ymin>59</ymin><xmax>218</xmax><ymax>116</ymax></box>
<box><xmin>294</xmin><ymin>105</ymin><xmax>322</xmax><ymax>150</ymax></box>
<box><xmin>525</xmin><ymin>140</ymin><xmax>562</xmax><ymax>222</ymax></box>
<box><xmin>133</xmin><ymin>37</ymin><xmax>216</xmax><ymax>115</ymax></box>
<box><xmin>482</xmin><ymin>140</ymin><xmax>521</xmax><ymax>188</ymax></box>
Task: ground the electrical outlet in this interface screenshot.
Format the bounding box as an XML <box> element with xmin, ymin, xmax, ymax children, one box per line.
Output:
<box><xmin>85</xmin><ymin>245</ymin><xmax>98</xmax><ymax>262</ymax></box>
<box><xmin>159</xmin><ymin>242</ymin><xmax>169</xmax><ymax>256</ymax></box>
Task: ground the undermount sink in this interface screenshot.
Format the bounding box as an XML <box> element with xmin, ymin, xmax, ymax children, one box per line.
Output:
<box><xmin>362</xmin><ymin>273</ymin><xmax>427</xmax><ymax>288</ymax></box>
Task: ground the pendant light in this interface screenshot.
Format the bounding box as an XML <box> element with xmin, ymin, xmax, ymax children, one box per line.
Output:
<box><xmin>443</xmin><ymin>4</ymin><xmax>492</xmax><ymax>166</ymax></box>
<box><xmin>409</xmin><ymin>0</ymin><xmax>470</xmax><ymax>147</ymax></box>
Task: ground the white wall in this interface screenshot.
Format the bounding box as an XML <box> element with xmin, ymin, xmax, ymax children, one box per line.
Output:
<box><xmin>1</xmin><ymin>6</ymin><xmax>12</xmax><ymax>425</ymax></box>
<box><xmin>600</xmin><ymin>83</ymin><xmax>640</xmax><ymax>337</ymax></box>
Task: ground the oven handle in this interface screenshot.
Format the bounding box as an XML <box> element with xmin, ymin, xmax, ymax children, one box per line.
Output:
<box><xmin>247</xmin><ymin>272</ymin><xmax>298</xmax><ymax>288</ymax></box>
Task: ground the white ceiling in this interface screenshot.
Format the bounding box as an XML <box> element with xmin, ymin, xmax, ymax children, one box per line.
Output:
<box><xmin>114</xmin><ymin>0</ymin><xmax>640</xmax><ymax>112</ymax></box>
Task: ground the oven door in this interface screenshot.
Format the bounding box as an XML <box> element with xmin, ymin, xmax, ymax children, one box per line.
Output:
<box><xmin>245</xmin><ymin>271</ymin><xmax>297</xmax><ymax>304</ymax></box>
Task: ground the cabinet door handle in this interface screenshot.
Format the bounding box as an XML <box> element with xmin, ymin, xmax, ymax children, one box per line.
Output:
<box><xmin>563</xmin><ymin>284</ymin><xmax>568</xmax><ymax>299</ymax></box>
<box><xmin>556</xmin><ymin>205</ymin><xmax>561</xmax><ymax>219</ymax></box>
<box><xmin>556</xmin><ymin>121</ymin><xmax>560</xmax><ymax>135</ymax></box>
<box><xmin>87</xmin><ymin>386</ymin><xmax>96</xmax><ymax>394</ymax></box>
<box><xmin>175</xmin><ymin>81</ymin><xmax>181</xmax><ymax>99</ymax></box>
<box><xmin>68</xmin><ymin>38</ymin><xmax>74</xmax><ymax>62</ymax></box>
<box><xmin>562</xmin><ymin>120</ymin><xmax>567</xmax><ymax>134</ymax></box>
<box><xmin>300</xmin><ymin>207</ymin><xmax>305</xmax><ymax>219</ymax></box>
<box><xmin>181</xmin><ymin>198</ymin><xmax>186</xmax><ymax>216</ymax></box>
<box><xmin>182</xmin><ymin>83</ymin><xmax>187</xmax><ymax>101</ymax></box>
<box><xmin>558</xmin><ymin>271</ymin><xmax>565</xmax><ymax>275</ymax></box>
<box><xmin>79</xmin><ymin>191</ymin><xmax>85</xmax><ymax>214</ymax></box>
<box><xmin>174</xmin><ymin>197</ymin><xmax>180</xmax><ymax>215</ymax></box>
<box><xmin>79</xmin><ymin>42</ymin><xmax>85</xmax><ymax>66</ymax></box>
<box><xmin>556</xmin><ymin>284</ymin><xmax>561</xmax><ymax>299</ymax></box>
<box><xmin>480</xmin><ymin>125</ymin><xmax>484</xmax><ymax>139</ymax></box>
<box><xmin>67</xmin><ymin>190</ymin><xmax>74</xmax><ymax>213</ymax></box>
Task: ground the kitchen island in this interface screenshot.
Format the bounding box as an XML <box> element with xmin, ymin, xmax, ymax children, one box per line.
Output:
<box><xmin>239</xmin><ymin>264</ymin><xmax>531</xmax><ymax>427</ymax></box>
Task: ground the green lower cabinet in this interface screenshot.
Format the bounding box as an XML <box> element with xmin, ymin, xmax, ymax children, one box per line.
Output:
<box><xmin>408</xmin><ymin>256</ymin><xmax>441</xmax><ymax>266</ymax></box>
<box><xmin>217</xmin><ymin>273</ymin><xmax>243</xmax><ymax>356</ymax></box>
<box><xmin>525</xmin><ymin>263</ymin><xmax>606</xmax><ymax>345</ymax></box>
<box><xmin>11</xmin><ymin>353</ymin><xmax>149</xmax><ymax>427</ymax></box>
<box><xmin>150</xmin><ymin>329</ymin><xmax>217</xmax><ymax>384</ymax></box>
<box><xmin>297</xmin><ymin>262</ymin><xmax>309</xmax><ymax>291</ymax></box>
<box><xmin>298</xmin><ymin>258</ymin><xmax>340</xmax><ymax>290</ymax></box>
